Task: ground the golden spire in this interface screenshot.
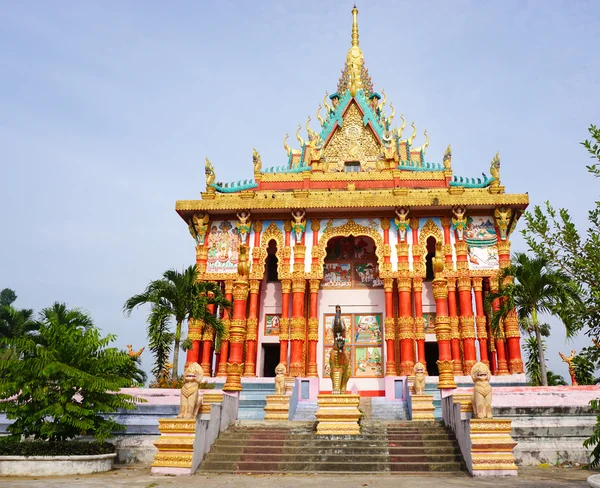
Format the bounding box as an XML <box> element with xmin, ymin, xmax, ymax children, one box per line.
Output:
<box><xmin>351</xmin><ymin>4</ymin><xmax>359</xmax><ymax>47</ymax></box>
<box><xmin>346</xmin><ymin>5</ymin><xmax>364</xmax><ymax>97</ymax></box>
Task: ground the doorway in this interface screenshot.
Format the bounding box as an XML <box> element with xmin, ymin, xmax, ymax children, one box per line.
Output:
<box><xmin>424</xmin><ymin>342</ymin><xmax>439</xmax><ymax>376</ymax></box>
<box><xmin>262</xmin><ymin>344</ymin><xmax>280</xmax><ymax>377</ymax></box>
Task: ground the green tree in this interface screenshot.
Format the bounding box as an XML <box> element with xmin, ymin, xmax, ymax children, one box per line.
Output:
<box><xmin>123</xmin><ymin>265</ymin><xmax>231</xmax><ymax>379</ymax></box>
<box><xmin>546</xmin><ymin>370</ymin><xmax>568</xmax><ymax>386</ymax></box>
<box><xmin>0</xmin><ymin>303</ymin><xmax>138</xmax><ymax>442</ymax></box>
<box><xmin>485</xmin><ymin>252</ymin><xmax>580</xmax><ymax>386</ymax></box>
<box><xmin>0</xmin><ymin>288</ymin><xmax>17</xmax><ymax>307</ymax></box>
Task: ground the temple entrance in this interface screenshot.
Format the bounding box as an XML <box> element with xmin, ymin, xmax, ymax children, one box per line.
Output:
<box><xmin>262</xmin><ymin>344</ymin><xmax>280</xmax><ymax>377</ymax></box>
<box><xmin>424</xmin><ymin>342</ymin><xmax>439</xmax><ymax>376</ymax></box>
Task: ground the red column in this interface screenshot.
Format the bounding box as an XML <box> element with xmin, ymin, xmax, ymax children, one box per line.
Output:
<box><xmin>412</xmin><ymin>277</ymin><xmax>425</xmax><ymax>367</ymax></box>
<box><xmin>307</xmin><ymin>279</ymin><xmax>320</xmax><ymax>377</ymax></box>
<box><xmin>446</xmin><ymin>277</ymin><xmax>463</xmax><ymax>375</ymax></box>
<box><xmin>185</xmin><ymin>318</ymin><xmax>202</xmax><ymax>367</ymax></box>
<box><xmin>472</xmin><ymin>277</ymin><xmax>489</xmax><ymax>368</ymax></box>
<box><xmin>383</xmin><ymin>278</ymin><xmax>396</xmax><ymax>376</ymax></box>
<box><xmin>243</xmin><ymin>280</ymin><xmax>260</xmax><ymax>376</ymax></box>
<box><xmin>216</xmin><ymin>281</ymin><xmax>233</xmax><ymax>376</ymax></box>
<box><xmin>200</xmin><ymin>301</ymin><xmax>215</xmax><ymax>376</ymax></box>
<box><xmin>458</xmin><ymin>276</ymin><xmax>477</xmax><ymax>375</ymax></box>
<box><xmin>489</xmin><ymin>279</ymin><xmax>509</xmax><ymax>375</ymax></box>
<box><xmin>397</xmin><ymin>276</ymin><xmax>414</xmax><ymax>376</ymax></box>
<box><xmin>186</xmin><ymin>244</ymin><xmax>209</xmax><ymax>367</ymax></box>
<box><xmin>432</xmin><ymin>267</ymin><xmax>456</xmax><ymax>389</ymax></box>
<box><xmin>223</xmin><ymin>276</ymin><xmax>249</xmax><ymax>391</ymax></box>
<box><xmin>279</xmin><ymin>279</ymin><xmax>291</xmax><ymax>368</ymax></box>
<box><xmin>497</xmin><ymin>240</ymin><xmax>524</xmax><ymax>374</ymax></box>
<box><xmin>289</xmin><ymin>277</ymin><xmax>306</xmax><ymax>377</ymax></box>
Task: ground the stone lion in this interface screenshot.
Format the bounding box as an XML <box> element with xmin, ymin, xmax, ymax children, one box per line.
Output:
<box><xmin>274</xmin><ymin>363</ymin><xmax>286</xmax><ymax>395</ymax></box>
<box><xmin>413</xmin><ymin>362</ymin><xmax>426</xmax><ymax>395</ymax></box>
<box><xmin>177</xmin><ymin>362</ymin><xmax>204</xmax><ymax>419</ymax></box>
<box><xmin>471</xmin><ymin>362</ymin><xmax>492</xmax><ymax>419</ymax></box>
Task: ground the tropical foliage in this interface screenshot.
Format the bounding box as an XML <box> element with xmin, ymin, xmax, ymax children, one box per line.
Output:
<box><xmin>522</xmin><ymin>335</ymin><xmax>567</xmax><ymax>386</ymax></box>
<box><xmin>485</xmin><ymin>252</ymin><xmax>580</xmax><ymax>386</ymax></box>
<box><xmin>0</xmin><ymin>303</ymin><xmax>139</xmax><ymax>443</ymax></box>
<box><xmin>524</xmin><ymin>124</ymin><xmax>600</xmax><ymax>466</ymax></box>
<box><xmin>0</xmin><ymin>288</ymin><xmax>38</xmax><ymax>359</ymax></box>
<box><xmin>123</xmin><ymin>265</ymin><xmax>231</xmax><ymax>380</ymax></box>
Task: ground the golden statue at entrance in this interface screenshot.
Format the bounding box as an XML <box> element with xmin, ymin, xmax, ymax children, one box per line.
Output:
<box><xmin>329</xmin><ymin>305</ymin><xmax>350</xmax><ymax>394</ymax></box>
<box><xmin>177</xmin><ymin>362</ymin><xmax>204</xmax><ymax>419</ymax></box>
<box><xmin>471</xmin><ymin>362</ymin><xmax>493</xmax><ymax>419</ymax></box>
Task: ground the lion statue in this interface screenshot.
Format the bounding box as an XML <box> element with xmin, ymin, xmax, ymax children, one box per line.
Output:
<box><xmin>274</xmin><ymin>362</ymin><xmax>287</xmax><ymax>395</ymax></box>
<box><xmin>471</xmin><ymin>362</ymin><xmax>492</xmax><ymax>419</ymax></box>
<box><xmin>413</xmin><ymin>362</ymin><xmax>426</xmax><ymax>395</ymax></box>
<box><xmin>177</xmin><ymin>362</ymin><xmax>204</xmax><ymax>419</ymax></box>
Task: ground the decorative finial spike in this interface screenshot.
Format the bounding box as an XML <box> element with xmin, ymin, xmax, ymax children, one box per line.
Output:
<box><xmin>351</xmin><ymin>5</ymin><xmax>359</xmax><ymax>47</ymax></box>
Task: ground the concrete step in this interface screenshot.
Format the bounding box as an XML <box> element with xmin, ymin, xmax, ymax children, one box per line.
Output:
<box><xmin>209</xmin><ymin>445</ymin><xmax>461</xmax><ymax>455</ymax></box>
<box><xmin>199</xmin><ymin>460</ymin><xmax>464</xmax><ymax>473</ymax></box>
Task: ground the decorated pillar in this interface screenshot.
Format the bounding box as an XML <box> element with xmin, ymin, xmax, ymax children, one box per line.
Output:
<box><xmin>472</xmin><ymin>277</ymin><xmax>489</xmax><ymax>368</ymax></box>
<box><xmin>497</xmin><ymin>240</ymin><xmax>524</xmax><ymax>374</ymax></box>
<box><xmin>243</xmin><ymin>279</ymin><xmax>260</xmax><ymax>376</ymax></box>
<box><xmin>223</xmin><ymin>245</ymin><xmax>250</xmax><ymax>391</ymax></box>
<box><xmin>397</xmin><ymin>276</ymin><xmax>414</xmax><ymax>376</ymax></box>
<box><xmin>457</xmin><ymin>275</ymin><xmax>477</xmax><ymax>374</ymax></box>
<box><xmin>446</xmin><ymin>277</ymin><xmax>463</xmax><ymax>375</ymax></box>
<box><xmin>432</xmin><ymin>243</ymin><xmax>456</xmax><ymax>389</ymax></box>
<box><xmin>279</xmin><ymin>279</ymin><xmax>291</xmax><ymax>368</ymax></box>
<box><xmin>216</xmin><ymin>281</ymin><xmax>233</xmax><ymax>376</ymax></box>
<box><xmin>307</xmin><ymin>279</ymin><xmax>320</xmax><ymax>377</ymax></box>
<box><xmin>383</xmin><ymin>278</ymin><xmax>396</xmax><ymax>376</ymax></box>
<box><xmin>200</xmin><ymin>300</ymin><xmax>215</xmax><ymax>376</ymax></box>
<box><xmin>489</xmin><ymin>279</ymin><xmax>510</xmax><ymax>375</ymax></box>
<box><xmin>185</xmin><ymin>317</ymin><xmax>203</xmax><ymax>367</ymax></box>
<box><xmin>412</xmin><ymin>277</ymin><xmax>426</xmax><ymax>366</ymax></box>
<box><xmin>289</xmin><ymin>278</ymin><xmax>307</xmax><ymax>377</ymax></box>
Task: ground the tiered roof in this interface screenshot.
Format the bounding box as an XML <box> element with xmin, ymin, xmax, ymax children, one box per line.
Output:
<box><xmin>176</xmin><ymin>7</ymin><xmax>527</xmax><ymax>216</ymax></box>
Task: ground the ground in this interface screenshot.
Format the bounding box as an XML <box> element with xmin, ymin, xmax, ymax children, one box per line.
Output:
<box><xmin>0</xmin><ymin>465</ymin><xmax>595</xmax><ymax>487</ymax></box>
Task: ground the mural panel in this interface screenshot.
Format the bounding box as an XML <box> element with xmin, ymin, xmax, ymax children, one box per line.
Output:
<box><xmin>322</xmin><ymin>263</ymin><xmax>353</xmax><ymax>288</ymax></box>
<box><xmin>354</xmin><ymin>347</ymin><xmax>383</xmax><ymax>377</ymax></box>
<box><xmin>264</xmin><ymin>314</ymin><xmax>281</xmax><ymax>336</ymax></box>
<box><xmin>423</xmin><ymin>312</ymin><xmax>436</xmax><ymax>334</ymax></box>
<box><xmin>206</xmin><ymin>220</ymin><xmax>240</xmax><ymax>274</ymax></box>
<box><xmin>465</xmin><ymin>216</ymin><xmax>499</xmax><ymax>270</ymax></box>
<box><xmin>354</xmin><ymin>262</ymin><xmax>383</xmax><ymax>288</ymax></box>
<box><xmin>324</xmin><ymin>313</ymin><xmax>352</xmax><ymax>345</ymax></box>
<box><xmin>354</xmin><ymin>314</ymin><xmax>382</xmax><ymax>343</ymax></box>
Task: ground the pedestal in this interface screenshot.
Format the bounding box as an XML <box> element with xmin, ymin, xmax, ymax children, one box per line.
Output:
<box><xmin>199</xmin><ymin>393</ymin><xmax>223</xmax><ymax>414</ymax></box>
<box><xmin>411</xmin><ymin>394</ymin><xmax>435</xmax><ymax>421</ymax></box>
<box><xmin>151</xmin><ymin>418</ymin><xmax>201</xmax><ymax>475</ymax></box>
<box><xmin>315</xmin><ymin>394</ymin><xmax>361</xmax><ymax>435</ymax></box>
<box><xmin>264</xmin><ymin>394</ymin><xmax>290</xmax><ymax>420</ymax></box>
<box><xmin>470</xmin><ymin>418</ymin><xmax>518</xmax><ymax>476</ymax></box>
<box><xmin>452</xmin><ymin>393</ymin><xmax>474</xmax><ymax>414</ymax></box>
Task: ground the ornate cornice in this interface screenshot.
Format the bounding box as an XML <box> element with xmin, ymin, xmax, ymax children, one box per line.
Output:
<box><xmin>176</xmin><ymin>189</ymin><xmax>529</xmax><ymax>213</ymax></box>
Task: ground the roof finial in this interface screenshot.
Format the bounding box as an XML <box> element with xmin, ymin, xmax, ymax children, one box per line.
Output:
<box><xmin>352</xmin><ymin>5</ymin><xmax>359</xmax><ymax>47</ymax></box>
<box><xmin>347</xmin><ymin>5</ymin><xmax>364</xmax><ymax>97</ymax></box>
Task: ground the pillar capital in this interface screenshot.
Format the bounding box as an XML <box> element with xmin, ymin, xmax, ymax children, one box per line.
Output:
<box><xmin>253</xmin><ymin>220</ymin><xmax>263</xmax><ymax>233</ymax></box>
<box><xmin>380</xmin><ymin>218</ymin><xmax>391</xmax><ymax>231</ymax></box>
<box><xmin>249</xmin><ymin>279</ymin><xmax>260</xmax><ymax>294</ymax></box>
<box><xmin>310</xmin><ymin>219</ymin><xmax>321</xmax><ymax>232</ymax></box>
<box><xmin>281</xmin><ymin>279</ymin><xmax>292</xmax><ymax>294</ymax></box>
<box><xmin>471</xmin><ymin>277</ymin><xmax>483</xmax><ymax>291</ymax></box>
<box><xmin>292</xmin><ymin>278</ymin><xmax>306</xmax><ymax>293</ymax></box>
<box><xmin>383</xmin><ymin>278</ymin><xmax>394</xmax><ymax>292</ymax></box>
<box><xmin>432</xmin><ymin>279</ymin><xmax>449</xmax><ymax>299</ymax></box>
<box><xmin>410</xmin><ymin>217</ymin><xmax>419</xmax><ymax>230</ymax></box>
<box><xmin>457</xmin><ymin>275</ymin><xmax>472</xmax><ymax>291</ymax></box>
<box><xmin>309</xmin><ymin>279</ymin><xmax>321</xmax><ymax>293</ymax></box>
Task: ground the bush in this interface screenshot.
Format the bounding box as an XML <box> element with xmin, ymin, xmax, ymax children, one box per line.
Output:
<box><xmin>0</xmin><ymin>303</ymin><xmax>140</xmax><ymax>443</ymax></box>
<box><xmin>0</xmin><ymin>437</ymin><xmax>115</xmax><ymax>456</ymax></box>
<box><xmin>149</xmin><ymin>375</ymin><xmax>216</xmax><ymax>389</ymax></box>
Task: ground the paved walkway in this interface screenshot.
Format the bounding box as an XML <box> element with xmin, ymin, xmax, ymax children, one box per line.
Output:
<box><xmin>0</xmin><ymin>465</ymin><xmax>595</xmax><ymax>487</ymax></box>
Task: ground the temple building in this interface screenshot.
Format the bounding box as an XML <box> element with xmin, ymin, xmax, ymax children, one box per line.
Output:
<box><xmin>176</xmin><ymin>6</ymin><xmax>528</xmax><ymax>394</ymax></box>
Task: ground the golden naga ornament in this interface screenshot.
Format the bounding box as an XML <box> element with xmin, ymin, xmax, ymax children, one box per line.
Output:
<box><xmin>204</xmin><ymin>157</ymin><xmax>215</xmax><ymax>187</ymax></box>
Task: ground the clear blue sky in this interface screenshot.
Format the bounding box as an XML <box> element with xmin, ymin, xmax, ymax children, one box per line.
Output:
<box><xmin>1</xmin><ymin>1</ymin><xmax>599</xmax><ymax>381</ymax></box>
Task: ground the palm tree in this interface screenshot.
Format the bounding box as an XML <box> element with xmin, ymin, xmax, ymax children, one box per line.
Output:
<box><xmin>486</xmin><ymin>252</ymin><xmax>581</xmax><ymax>386</ymax></box>
<box><xmin>0</xmin><ymin>291</ymin><xmax>38</xmax><ymax>360</ymax></box>
<box><xmin>123</xmin><ymin>265</ymin><xmax>231</xmax><ymax>379</ymax></box>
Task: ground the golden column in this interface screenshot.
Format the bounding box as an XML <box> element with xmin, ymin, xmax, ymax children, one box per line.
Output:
<box><xmin>489</xmin><ymin>279</ymin><xmax>510</xmax><ymax>375</ymax></box>
<box><xmin>223</xmin><ymin>245</ymin><xmax>249</xmax><ymax>391</ymax></box>
<box><xmin>243</xmin><ymin>279</ymin><xmax>261</xmax><ymax>376</ymax></box>
<box><xmin>307</xmin><ymin>279</ymin><xmax>320</xmax><ymax>377</ymax></box>
<box><xmin>432</xmin><ymin>243</ymin><xmax>456</xmax><ymax>389</ymax></box>
<box><xmin>397</xmin><ymin>275</ymin><xmax>415</xmax><ymax>376</ymax></box>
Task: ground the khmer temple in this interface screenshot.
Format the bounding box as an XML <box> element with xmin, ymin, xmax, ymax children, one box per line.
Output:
<box><xmin>176</xmin><ymin>6</ymin><xmax>529</xmax><ymax>394</ymax></box>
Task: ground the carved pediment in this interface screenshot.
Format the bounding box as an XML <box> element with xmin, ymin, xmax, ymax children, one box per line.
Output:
<box><xmin>322</xmin><ymin>102</ymin><xmax>381</xmax><ymax>172</ymax></box>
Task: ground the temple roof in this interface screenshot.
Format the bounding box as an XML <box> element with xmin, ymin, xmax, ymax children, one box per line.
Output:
<box><xmin>181</xmin><ymin>7</ymin><xmax>526</xmax><ymax>215</ymax></box>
